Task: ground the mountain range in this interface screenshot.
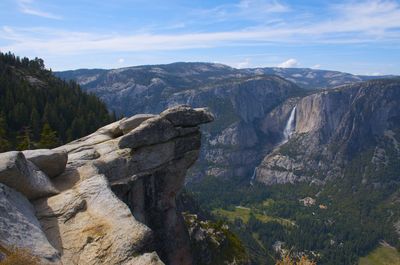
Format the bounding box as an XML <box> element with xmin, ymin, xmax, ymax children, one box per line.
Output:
<box><xmin>56</xmin><ymin>62</ymin><xmax>400</xmax><ymax>264</ymax></box>
<box><xmin>55</xmin><ymin>63</ymin><xmax>397</xmax><ymax>183</ymax></box>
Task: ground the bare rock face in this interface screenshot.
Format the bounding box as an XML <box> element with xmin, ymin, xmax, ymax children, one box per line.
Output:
<box><xmin>260</xmin><ymin>97</ymin><xmax>299</xmax><ymax>141</ymax></box>
<box><xmin>0</xmin><ymin>105</ymin><xmax>213</xmax><ymax>265</ymax></box>
<box><xmin>256</xmin><ymin>79</ymin><xmax>400</xmax><ymax>185</ymax></box>
<box><xmin>119</xmin><ymin>114</ymin><xmax>156</xmax><ymax>134</ymax></box>
<box><xmin>23</xmin><ymin>149</ymin><xmax>68</xmax><ymax>178</ymax></box>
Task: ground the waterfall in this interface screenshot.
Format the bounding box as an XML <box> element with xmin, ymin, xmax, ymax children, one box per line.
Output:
<box><xmin>282</xmin><ymin>106</ymin><xmax>296</xmax><ymax>143</ymax></box>
<box><xmin>250</xmin><ymin>167</ymin><xmax>257</xmax><ymax>185</ymax></box>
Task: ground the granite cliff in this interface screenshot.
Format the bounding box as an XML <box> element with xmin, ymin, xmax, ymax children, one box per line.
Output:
<box><xmin>0</xmin><ymin>106</ymin><xmax>215</xmax><ymax>265</ymax></box>
<box><xmin>256</xmin><ymin>79</ymin><xmax>400</xmax><ymax>185</ymax></box>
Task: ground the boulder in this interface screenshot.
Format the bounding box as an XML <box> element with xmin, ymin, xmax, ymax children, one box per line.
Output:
<box><xmin>0</xmin><ymin>183</ymin><xmax>60</xmax><ymax>263</ymax></box>
<box><xmin>160</xmin><ymin>105</ymin><xmax>214</xmax><ymax>127</ymax></box>
<box><xmin>23</xmin><ymin>149</ymin><xmax>68</xmax><ymax>178</ymax></box>
<box><xmin>0</xmin><ymin>151</ymin><xmax>58</xmax><ymax>199</ymax></box>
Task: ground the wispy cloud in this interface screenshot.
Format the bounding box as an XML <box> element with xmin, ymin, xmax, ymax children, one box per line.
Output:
<box><xmin>192</xmin><ymin>0</ymin><xmax>289</xmax><ymax>23</ymax></box>
<box><xmin>17</xmin><ymin>0</ymin><xmax>62</xmax><ymax>20</ymax></box>
<box><xmin>237</xmin><ymin>0</ymin><xmax>289</xmax><ymax>12</ymax></box>
<box><xmin>1</xmin><ymin>1</ymin><xmax>399</xmax><ymax>56</ymax></box>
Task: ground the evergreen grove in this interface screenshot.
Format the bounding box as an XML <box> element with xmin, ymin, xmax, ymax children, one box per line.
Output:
<box><xmin>0</xmin><ymin>52</ymin><xmax>116</xmax><ymax>151</ymax></box>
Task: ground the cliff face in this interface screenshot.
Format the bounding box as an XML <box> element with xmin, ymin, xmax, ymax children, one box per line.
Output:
<box><xmin>256</xmin><ymin>79</ymin><xmax>400</xmax><ymax>185</ymax></box>
<box><xmin>0</xmin><ymin>106</ymin><xmax>213</xmax><ymax>265</ymax></box>
<box><xmin>193</xmin><ymin>76</ymin><xmax>303</xmax><ymax>180</ymax></box>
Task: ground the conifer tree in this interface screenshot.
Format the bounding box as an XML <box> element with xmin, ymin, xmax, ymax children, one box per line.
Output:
<box><xmin>0</xmin><ymin>113</ymin><xmax>10</xmax><ymax>152</ymax></box>
<box><xmin>30</xmin><ymin>109</ymin><xmax>40</xmax><ymax>139</ymax></box>
<box><xmin>38</xmin><ymin>123</ymin><xmax>59</xmax><ymax>149</ymax></box>
<box><xmin>17</xmin><ymin>127</ymin><xmax>32</xmax><ymax>151</ymax></box>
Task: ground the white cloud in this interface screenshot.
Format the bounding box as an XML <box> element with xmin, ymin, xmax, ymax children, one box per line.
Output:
<box><xmin>17</xmin><ymin>0</ymin><xmax>62</xmax><ymax>20</ymax></box>
<box><xmin>118</xmin><ymin>58</ymin><xmax>125</xmax><ymax>64</ymax></box>
<box><xmin>235</xmin><ymin>58</ymin><xmax>251</xmax><ymax>68</ymax></box>
<box><xmin>278</xmin><ymin>58</ymin><xmax>298</xmax><ymax>68</ymax></box>
<box><xmin>312</xmin><ymin>64</ymin><xmax>321</xmax><ymax>69</ymax></box>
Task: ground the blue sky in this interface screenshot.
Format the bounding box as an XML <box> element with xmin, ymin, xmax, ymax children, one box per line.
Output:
<box><xmin>0</xmin><ymin>0</ymin><xmax>399</xmax><ymax>74</ymax></box>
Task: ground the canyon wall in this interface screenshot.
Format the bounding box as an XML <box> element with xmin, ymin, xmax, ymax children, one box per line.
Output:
<box><xmin>256</xmin><ymin>79</ymin><xmax>400</xmax><ymax>185</ymax></box>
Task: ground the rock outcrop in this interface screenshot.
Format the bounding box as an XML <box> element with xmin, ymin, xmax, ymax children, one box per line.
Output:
<box><xmin>0</xmin><ymin>106</ymin><xmax>213</xmax><ymax>265</ymax></box>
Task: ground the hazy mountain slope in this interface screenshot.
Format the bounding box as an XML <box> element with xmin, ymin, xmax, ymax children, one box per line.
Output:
<box><xmin>56</xmin><ymin>62</ymin><xmax>394</xmax><ymax>94</ymax></box>
<box><xmin>244</xmin><ymin>67</ymin><xmax>394</xmax><ymax>90</ymax></box>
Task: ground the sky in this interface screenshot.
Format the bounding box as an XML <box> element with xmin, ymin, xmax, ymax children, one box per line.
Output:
<box><xmin>0</xmin><ymin>0</ymin><xmax>399</xmax><ymax>74</ymax></box>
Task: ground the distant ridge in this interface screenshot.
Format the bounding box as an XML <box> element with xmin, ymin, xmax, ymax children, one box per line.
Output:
<box><xmin>56</xmin><ymin>62</ymin><xmax>396</xmax><ymax>90</ymax></box>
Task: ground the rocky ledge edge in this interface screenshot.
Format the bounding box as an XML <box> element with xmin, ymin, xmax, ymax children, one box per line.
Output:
<box><xmin>0</xmin><ymin>105</ymin><xmax>213</xmax><ymax>265</ymax></box>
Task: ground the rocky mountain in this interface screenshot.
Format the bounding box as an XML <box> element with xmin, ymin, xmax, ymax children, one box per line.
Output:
<box><xmin>56</xmin><ymin>63</ymin><xmax>395</xmax><ymax>183</ymax></box>
<box><xmin>244</xmin><ymin>67</ymin><xmax>393</xmax><ymax>90</ymax></box>
<box><xmin>256</xmin><ymin>78</ymin><xmax>400</xmax><ymax>185</ymax></box>
<box><xmin>56</xmin><ymin>62</ymin><xmax>393</xmax><ymax>93</ymax></box>
<box><xmin>0</xmin><ymin>106</ymin><xmax>252</xmax><ymax>265</ymax></box>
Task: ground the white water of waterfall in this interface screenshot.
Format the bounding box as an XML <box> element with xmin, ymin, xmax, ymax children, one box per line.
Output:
<box><xmin>282</xmin><ymin>106</ymin><xmax>296</xmax><ymax>143</ymax></box>
<box><xmin>250</xmin><ymin>167</ymin><xmax>257</xmax><ymax>186</ymax></box>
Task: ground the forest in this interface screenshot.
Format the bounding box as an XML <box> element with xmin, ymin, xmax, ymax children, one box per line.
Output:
<box><xmin>0</xmin><ymin>52</ymin><xmax>115</xmax><ymax>151</ymax></box>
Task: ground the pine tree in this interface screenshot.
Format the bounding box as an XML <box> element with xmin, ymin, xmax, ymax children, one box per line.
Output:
<box><xmin>17</xmin><ymin>127</ymin><xmax>32</xmax><ymax>151</ymax></box>
<box><xmin>30</xmin><ymin>108</ymin><xmax>40</xmax><ymax>140</ymax></box>
<box><xmin>38</xmin><ymin>123</ymin><xmax>59</xmax><ymax>149</ymax></box>
<box><xmin>0</xmin><ymin>113</ymin><xmax>10</xmax><ymax>152</ymax></box>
